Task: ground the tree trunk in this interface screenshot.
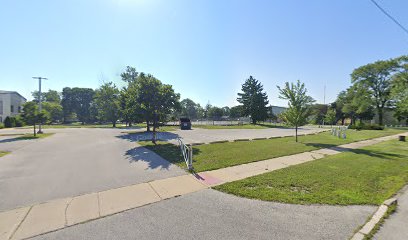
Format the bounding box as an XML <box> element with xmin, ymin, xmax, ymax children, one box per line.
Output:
<box><xmin>33</xmin><ymin>124</ymin><xmax>36</xmax><ymax>137</ymax></box>
<box><xmin>152</xmin><ymin>114</ymin><xmax>157</xmax><ymax>144</ymax></box>
<box><xmin>112</xmin><ymin>121</ymin><xmax>116</xmax><ymax>128</ymax></box>
<box><xmin>252</xmin><ymin>119</ymin><xmax>256</xmax><ymax>124</ymax></box>
<box><xmin>378</xmin><ymin>108</ymin><xmax>384</xmax><ymax>126</ymax></box>
<box><xmin>295</xmin><ymin>125</ymin><xmax>298</xmax><ymax>142</ymax></box>
<box><xmin>146</xmin><ymin>120</ymin><xmax>150</xmax><ymax>132</ymax></box>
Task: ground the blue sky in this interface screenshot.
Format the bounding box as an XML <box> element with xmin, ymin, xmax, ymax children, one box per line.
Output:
<box><xmin>1</xmin><ymin>0</ymin><xmax>407</xmax><ymax>107</ymax></box>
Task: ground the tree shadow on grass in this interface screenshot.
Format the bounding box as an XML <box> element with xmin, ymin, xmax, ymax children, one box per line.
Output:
<box><xmin>0</xmin><ymin>136</ymin><xmax>36</xmax><ymax>144</ymax></box>
<box><xmin>127</xmin><ymin>142</ymin><xmax>202</xmax><ymax>171</ymax></box>
<box><xmin>304</xmin><ymin>142</ymin><xmax>339</xmax><ymax>149</ymax></box>
<box><xmin>304</xmin><ymin>142</ymin><xmax>406</xmax><ymax>159</ymax></box>
<box><xmin>349</xmin><ymin>148</ymin><xmax>406</xmax><ymax>159</ymax></box>
<box><xmin>124</xmin><ymin>146</ymin><xmax>180</xmax><ymax>170</ymax></box>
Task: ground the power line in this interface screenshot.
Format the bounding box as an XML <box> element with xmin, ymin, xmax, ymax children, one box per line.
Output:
<box><xmin>369</xmin><ymin>0</ymin><xmax>408</xmax><ymax>36</ymax></box>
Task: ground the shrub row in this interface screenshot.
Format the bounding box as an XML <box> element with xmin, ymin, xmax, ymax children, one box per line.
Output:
<box><xmin>349</xmin><ymin>123</ymin><xmax>384</xmax><ymax>130</ymax></box>
<box><xmin>3</xmin><ymin>116</ymin><xmax>25</xmax><ymax>128</ymax></box>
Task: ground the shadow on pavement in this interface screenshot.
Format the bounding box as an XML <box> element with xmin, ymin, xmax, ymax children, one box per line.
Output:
<box><xmin>124</xmin><ymin>146</ymin><xmax>176</xmax><ymax>170</ymax></box>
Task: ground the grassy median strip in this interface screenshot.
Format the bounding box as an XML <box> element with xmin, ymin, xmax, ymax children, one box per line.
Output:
<box><xmin>15</xmin><ymin>133</ymin><xmax>54</xmax><ymax>140</ymax></box>
<box><xmin>214</xmin><ymin>140</ymin><xmax>408</xmax><ymax>205</ymax></box>
<box><xmin>139</xmin><ymin>128</ymin><xmax>405</xmax><ymax>172</ymax></box>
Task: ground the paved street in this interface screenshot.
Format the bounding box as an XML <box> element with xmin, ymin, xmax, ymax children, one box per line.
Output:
<box><xmin>0</xmin><ymin>126</ymin><xmax>324</xmax><ymax>211</ymax></box>
<box><xmin>374</xmin><ymin>187</ymin><xmax>408</xmax><ymax>240</ymax></box>
<box><xmin>129</xmin><ymin>126</ymin><xmax>326</xmax><ymax>144</ymax></box>
<box><xmin>0</xmin><ymin>128</ymin><xmax>185</xmax><ymax>211</ymax></box>
<box><xmin>32</xmin><ymin>189</ymin><xmax>375</xmax><ymax>240</ymax></box>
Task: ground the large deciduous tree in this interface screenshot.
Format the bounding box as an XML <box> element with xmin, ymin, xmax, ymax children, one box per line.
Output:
<box><xmin>351</xmin><ymin>58</ymin><xmax>400</xmax><ymax>125</ymax></box>
<box><xmin>237</xmin><ymin>76</ymin><xmax>269</xmax><ymax>124</ymax></box>
<box><xmin>124</xmin><ymin>71</ymin><xmax>180</xmax><ymax>142</ymax></box>
<box><xmin>278</xmin><ymin>80</ymin><xmax>315</xmax><ymax>142</ymax></box>
<box><xmin>95</xmin><ymin>82</ymin><xmax>121</xmax><ymax>127</ymax></box>
<box><xmin>61</xmin><ymin>87</ymin><xmax>95</xmax><ymax>124</ymax></box>
<box><xmin>341</xmin><ymin>86</ymin><xmax>375</xmax><ymax>125</ymax></box>
<box><xmin>391</xmin><ymin>56</ymin><xmax>408</xmax><ymax>124</ymax></box>
<box><xmin>180</xmin><ymin>98</ymin><xmax>200</xmax><ymax>119</ymax></box>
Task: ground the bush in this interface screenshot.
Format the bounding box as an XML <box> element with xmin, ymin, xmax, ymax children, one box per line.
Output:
<box><xmin>349</xmin><ymin>123</ymin><xmax>384</xmax><ymax>130</ymax></box>
<box><xmin>4</xmin><ymin>116</ymin><xmax>16</xmax><ymax>128</ymax></box>
<box><xmin>15</xmin><ymin>115</ymin><xmax>25</xmax><ymax>127</ymax></box>
<box><xmin>0</xmin><ymin>123</ymin><xmax>4</xmax><ymax>129</ymax></box>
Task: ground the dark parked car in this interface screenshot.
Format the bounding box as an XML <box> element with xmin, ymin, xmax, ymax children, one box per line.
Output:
<box><xmin>179</xmin><ymin>118</ymin><xmax>191</xmax><ymax>130</ymax></box>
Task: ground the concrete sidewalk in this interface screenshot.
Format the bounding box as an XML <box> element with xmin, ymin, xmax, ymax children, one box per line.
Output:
<box><xmin>374</xmin><ymin>187</ymin><xmax>408</xmax><ymax>240</ymax></box>
<box><xmin>0</xmin><ymin>131</ymin><xmax>407</xmax><ymax>240</ymax></box>
<box><xmin>195</xmin><ymin>132</ymin><xmax>408</xmax><ymax>186</ymax></box>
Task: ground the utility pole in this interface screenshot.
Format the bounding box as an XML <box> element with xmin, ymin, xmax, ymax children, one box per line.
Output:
<box><xmin>32</xmin><ymin>77</ymin><xmax>48</xmax><ymax>134</ymax></box>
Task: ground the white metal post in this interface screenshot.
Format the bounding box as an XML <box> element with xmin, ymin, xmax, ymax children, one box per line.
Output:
<box><xmin>188</xmin><ymin>144</ymin><xmax>193</xmax><ymax>170</ymax></box>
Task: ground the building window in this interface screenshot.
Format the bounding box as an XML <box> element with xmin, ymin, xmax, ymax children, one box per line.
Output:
<box><xmin>0</xmin><ymin>101</ymin><xmax>3</xmax><ymax>114</ymax></box>
<box><xmin>11</xmin><ymin>105</ymin><xmax>14</xmax><ymax>113</ymax></box>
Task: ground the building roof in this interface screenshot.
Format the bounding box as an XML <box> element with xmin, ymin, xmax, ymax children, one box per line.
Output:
<box><xmin>0</xmin><ymin>90</ymin><xmax>27</xmax><ymax>101</ymax></box>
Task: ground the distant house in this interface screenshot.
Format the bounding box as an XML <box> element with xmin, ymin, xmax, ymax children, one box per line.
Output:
<box><xmin>0</xmin><ymin>90</ymin><xmax>27</xmax><ymax>123</ymax></box>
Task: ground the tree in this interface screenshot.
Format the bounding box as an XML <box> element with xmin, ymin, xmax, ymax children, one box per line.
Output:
<box><xmin>278</xmin><ymin>80</ymin><xmax>315</xmax><ymax>142</ymax></box>
<box><xmin>351</xmin><ymin>58</ymin><xmax>400</xmax><ymax>125</ymax></box>
<box><xmin>229</xmin><ymin>105</ymin><xmax>243</xmax><ymax>118</ymax></box>
<box><xmin>42</xmin><ymin>102</ymin><xmax>63</xmax><ymax>123</ymax></box>
<box><xmin>32</xmin><ymin>90</ymin><xmax>61</xmax><ymax>103</ymax></box>
<box><xmin>4</xmin><ymin>116</ymin><xmax>16</xmax><ymax>128</ymax></box>
<box><xmin>94</xmin><ymin>82</ymin><xmax>121</xmax><ymax>127</ymax></box>
<box><xmin>21</xmin><ymin>102</ymin><xmax>49</xmax><ymax>136</ymax></box>
<box><xmin>120</xmin><ymin>66</ymin><xmax>138</xmax><ymax>83</ymax></box>
<box><xmin>208</xmin><ymin>106</ymin><xmax>223</xmax><ymax>120</ymax></box>
<box><xmin>61</xmin><ymin>87</ymin><xmax>95</xmax><ymax>124</ymax></box>
<box><xmin>324</xmin><ymin>108</ymin><xmax>336</xmax><ymax>126</ymax></box>
<box><xmin>180</xmin><ymin>98</ymin><xmax>199</xmax><ymax>119</ymax></box>
<box><xmin>222</xmin><ymin>106</ymin><xmax>230</xmax><ymax>117</ymax></box>
<box><xmin>125</xmin><ymin>72</ymin><xmax>180</xmax><ymax>142</ymax></box>
<box><xmin>310</xmin><ymin>104</ymin><xmax>328</xmax><ymax>125</ymax></box>
<box><xmin>237</xmin><ymin>76</ymin><xmax>269</xmax><ymax>124</ymax></box>
<box><xmin>341</xmin><ymin>86</ymin><xmax>375</xmax><ymax>125</ymax></box>
<box><xmin>391</xmin><ymin>56</ymin><xmax>408</xmax><ymax>124</ymax></box>
<box><xmin>332</xmin><ymin>91</ymin><xmax>348</xmax><ymax>125</ymax></box>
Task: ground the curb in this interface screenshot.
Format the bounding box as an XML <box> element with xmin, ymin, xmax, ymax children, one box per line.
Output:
<box><xmin>350</xmin><ymin>198</ymin><xmax>398</xmax><ymax>240</ymax></box>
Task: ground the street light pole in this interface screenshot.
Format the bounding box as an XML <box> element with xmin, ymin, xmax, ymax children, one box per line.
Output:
<box><xmin>32</xmin><ymin>77</ymin><xmax>48</xmax><ymax>134</ymax></box>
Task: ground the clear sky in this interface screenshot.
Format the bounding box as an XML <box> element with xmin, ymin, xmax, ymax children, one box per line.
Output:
<box><xmin>1</xmin><ymin>0</ymin><xmax>407</xmax><ymax>107</ymax></box>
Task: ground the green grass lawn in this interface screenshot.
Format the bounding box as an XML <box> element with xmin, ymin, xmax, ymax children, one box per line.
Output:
<box><xmin>139</xmin><ymin>128</ymin><xmax>406</xmax><ymax>172</ymax></box>
<box><xmin>0</xmin><ymin>151</ymin><xmax>9</xmax><ymax>158</ymax></box>
<box><xmin>214</xmin><ymin>140</ymin><xmax>408</xmax><ymax>205</ymax></box>
<box><xmin>15</xmin><ymin>133</ymin><xmax>55</xmax><ymax>140</ymax></box>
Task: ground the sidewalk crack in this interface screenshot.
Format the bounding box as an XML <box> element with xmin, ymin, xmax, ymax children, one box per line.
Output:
<box><xmin>64</xmin><ymin>198</ymin><xmax>74</xmax><ymax>226</ymax></box>
<box><xmin>9</xmin><ymin>205</ymin><xmax>33</xmax><ymax>240</ymax></box>
<box><xmin>97</xmin><ymin>192</ymin><xmax>101</xmax><ymax>217</ymax></box>
<box><xmin>148</xmin><ymin>182</ymin><xmax>163</xmax><ymax>200</ymax></box>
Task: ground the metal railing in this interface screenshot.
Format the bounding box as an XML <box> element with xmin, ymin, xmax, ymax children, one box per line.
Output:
<box><xmin>177</xmin><ymin>137</ymin><xmax>193</xmax><ymax>171</ymax></box>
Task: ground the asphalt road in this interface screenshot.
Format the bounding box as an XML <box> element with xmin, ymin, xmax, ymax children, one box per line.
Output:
<box><xmin>31</xmin><ymin>189</ymin><xmax>375</xmax><ymax>240</ymax></box>
<box><xmin>374</xmin><ymin>188</ymin><xmax>408</xmax><ymax>240</ymax></box>
<box><xmin>0</xmin><ymin>126</ymin><xmax>325</xmax><ymax>211</ymax></box>
<box><xmin>129</xmin><ymin>127</ymin><xmax>326</xmax><ymax>144</ymax></box>
<box><xmin>0</xmin><ymin>128</ymin><xmax>185</xmax><ymax>211</ymax></box>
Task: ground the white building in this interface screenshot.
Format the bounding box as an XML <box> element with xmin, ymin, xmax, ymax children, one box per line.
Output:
<box><xmin>0</xmin><ymin>90</ymin><xmax>27</xmax><ymax>123</ymax></box>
